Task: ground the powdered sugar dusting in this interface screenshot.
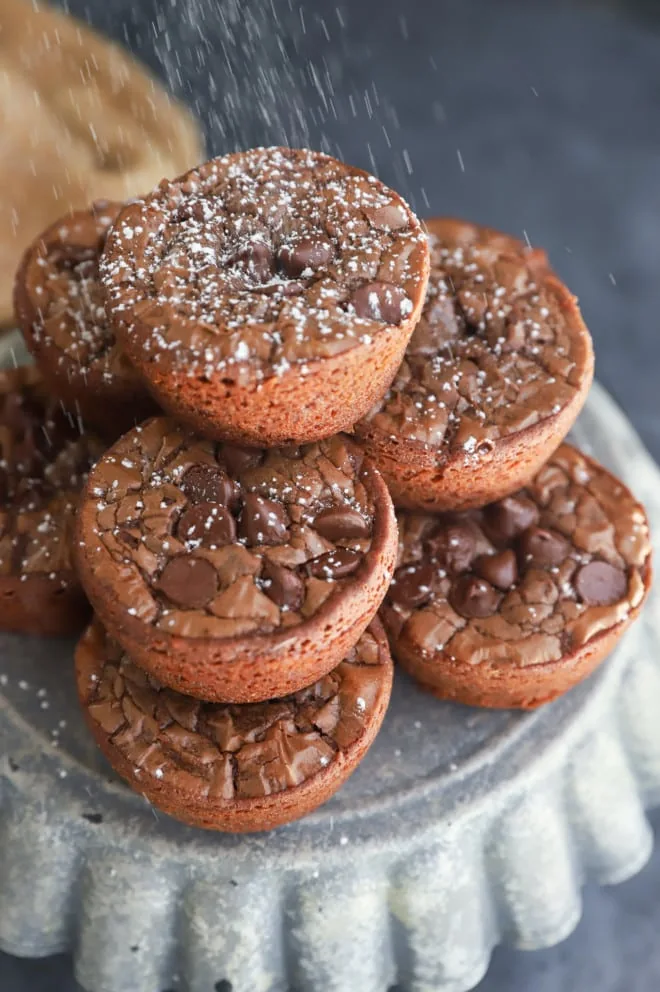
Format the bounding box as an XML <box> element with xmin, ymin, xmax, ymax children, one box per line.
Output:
<box><xmin>100</xmin><ymin>147</ymin><xmax>428</xmax><ymax>383</ymax></box>
<box><xmin>357</xmin><ymin>218</ymin><xmax>591</xmax><ymax>463</ymax></box>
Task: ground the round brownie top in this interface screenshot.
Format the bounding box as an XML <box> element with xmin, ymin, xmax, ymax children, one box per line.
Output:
<box><xmin>0</xmin><ymin>368</ymin><xmax>102</xmax><ymax>582</ymax></box>
<box><xmin>382</xmin><ymin>445</ymin><xmax>651</xmax><ymax>667</ymax></box>
<box><xmin>100</xmin><ymin>146</ymin><xmax>429</xmax><ymax>383</ymax></box>
<box><xmin>16</xmin><ymin>202</ymin><xmax>139</xmax><ymax>388</ymax></box>
<box><xmin>81</xmin><ymin>419</ymin><xmax>384</xmax><ymax>639</ymax></box>
<box><xmin>356</xmin><ymin>218</ymin><xmax>592</xmax><ymax>458</ymax></box>
<box><xmin>78</xmin><ymin>619</ymin><xmax>391</xmax><ymax>801</ymax></box>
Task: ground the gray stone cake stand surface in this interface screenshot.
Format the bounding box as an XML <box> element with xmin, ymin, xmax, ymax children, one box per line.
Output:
<box><xmin>0</xmin><ymin>365</ymin><xmax>658</xmax><ymax>992</ymax></box>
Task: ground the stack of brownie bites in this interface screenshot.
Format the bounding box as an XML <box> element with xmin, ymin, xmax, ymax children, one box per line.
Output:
<box><xmin>10</xmin><ymin>147</ymin><xmax>652</xmax><ymax>832</ymax></box>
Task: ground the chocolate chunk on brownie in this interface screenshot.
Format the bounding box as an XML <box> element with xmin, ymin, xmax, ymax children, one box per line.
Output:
<box><xmin>15</xmin><ymin>202</ymin><xmax>157</xmax><ymax>439</ymax></box>
<box><xmin>382</xmin><ymin>444</ymin><xmax>652</xmax><ymax>709</ymax></box>
<box><xmin>75</xmin><ymin>420</ymin><xmax>397</xmax><ymax>702</ymax></box>
<box><xmin>0</xmin><ymin>367</ymin><xmax>103</xmax><ymax>635</ymax></box>
<box><xmin>100</xmin><ymin>147</ymin><xmax>430</xmax><ymax>445</ymax></box>
<box><xmin>76</xmin><ymin>617</ymin><xmax>393</xmax><ymax>831</ymax></box>
<box><xmin>354</xmin><ymin>218</ymin><xmax>594</xmax><ymax>510</ymax></box>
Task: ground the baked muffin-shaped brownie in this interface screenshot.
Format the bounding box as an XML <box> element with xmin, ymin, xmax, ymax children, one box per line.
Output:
<box><xmin>381</xmin><ymin>444</ymin><xmax>652</xmax><ymax>709</ymax></box>
<box><xmin>76</xmin><ymin>618</ymin><xmax>393</xmax><ymax>832</ymax></box>
<box><xmin>0</xmin><ymin>367</ymin><xmax>103</xmax><ymax>635</ymax></box>
<box><xmin>14</xmin><ymin>202</ymin><xmax>156</xmax><ymax>439</ymax></box>
<box><xmin>99</xmin><ymin>146</ymin><xmax>430</xmax><ymax>446</ymax></box>
<box><xmin>353</xmin><ymin>218</ymin><xmax>594</xmax><ymax>511</ymax></box>
<box><xmin>75</xmin><ymin>420</ymin><xmax>397</xmax><ymax>702</ymax></box>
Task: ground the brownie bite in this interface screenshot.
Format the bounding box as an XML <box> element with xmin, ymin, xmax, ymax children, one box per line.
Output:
<box><xmin>75</xmin><ymin>421</ymin><xmax>397</xmax><ymax>702</ymax></box>
<box><xmin>99</xmin><ymin>146</ymin><xmax>430</xmax><ymax>446</ymax></box>
<box><xmin>0</xmin><ymin>367</ymin><xmax>103</xmax><ymax>635</ymax></box>
<box><xmin>382</xmin><ymin>444</ymin><xmax>652</xmax><ymax>708</ymax></box>
<box><xmin>76</xmin><ymin>617</ymin><xmax>393</xmax><ymax>831</ymax></box>
<box><xmin>15</xmin><ymin>202</ymin><xmax>156</xmax><ymax>439</ymax></box>
<box><xmin>354</xmin><ymin>218</ymin><xmax>594</xmax><ymax>510</ymax></box>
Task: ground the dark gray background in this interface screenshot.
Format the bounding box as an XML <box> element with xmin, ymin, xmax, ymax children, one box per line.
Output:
<box><xmin>3</xmin><ymin>0</ymin><xmax>660</xmax><ymax>989</ymax></box>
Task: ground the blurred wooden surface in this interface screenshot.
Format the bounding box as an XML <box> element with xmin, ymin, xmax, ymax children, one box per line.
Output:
<box><xmin>0</xmin><ymin>0</ymin><xmax>203</xmax><ymax>327</ymax></box>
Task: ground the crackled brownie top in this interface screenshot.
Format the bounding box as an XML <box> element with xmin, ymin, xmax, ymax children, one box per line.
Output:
<box><xmin>382</xmin><ymin>445</ymin><xmax>651</xmax><ymax>667</ymax></box>
<box><xmin>79</xmin><ymin>620</ymin><xmax>390</xmax><ymax>800</ymax></box>
<box><xmin>82</xmin><ymin>419</ymin><xmax>381</xmax><ymax>638</ymax></box>
<box><xmin>16</xmin><ymin>203</ymin><xmax>139</xmax><ymax>386</ymax></box>
<box><xmin>100</xmin><ymin>147</ymin><xmax>429</xmax><ymax>382</ymax></box>
<box><xmin>357</xmin><ymin>218</ymin><xmax>592</xmax><ymax>458</ymax></box>
<box><xmin>0</xmin><ymin>368</ymin><xmax>102</xmax><ymax>581</ymax></box>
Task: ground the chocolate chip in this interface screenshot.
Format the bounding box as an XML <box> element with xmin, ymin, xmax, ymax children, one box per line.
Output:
<box><xmin>425</xmin><ymin>520</ymin><xmax>476</xmax><ymax>574</ymax></box>
<box><xmin>262</xmin><ymin>559</ymin><xmax>304</xmax><ymax>610</ymax></box>
<box><xmin>349</xmin><ymin>281</ymin><xmax>411</xmax><ymax>325</ymax></box>
<box><xmin>483</xmin><ymin>495</ymin><xmax>540</xmax><ymax>543</ymax></box>
<box><xmin>473</xmin><ymin>549</ymin><xmax>518</xmax><ymax>591</ymax></box>
<box><xmin>258</xmin><ymin>278</ymin><xmax>307</xmax><ymax>297</ymax></box>
<box><xmin>449</xmin><ymin>575</ymin><xmax>501</xmax><ymax>619</ymax></box>
<box><xmin>174</xmin><ymin>199</ymin><xmax>212</xmax><ymax>223</ymax></box>
<box><xmin>182</xmin><ymin>465</ymin><xmax>235</xmax><ymax>506</ymax></box>
<box><xmin>308</xmin><ymin>548</ymin><xmax>362</xmax><ymax>579</ymax></box>
<box><xmin>176</xmin><ymin>503</ymin><xmax>237</xmax><ymax>547</ymax></box>
<box><xmin>218</xmin><ymin>444</ymin><xmax>263</xmax><ymax>477</ymax></box>
<box><xmin>279</xmin><ymin>278</ymin><xmax>307</xmax><ymax>296</ymax></box>
<box><xmin>156</xmin><ymin>556</ymin><xmax>218</xmax><ymax>609</ymax></box>
<box><xmin>388</xmin><ymin>562</ymin><xmax>435</xmax><ymax>609</ymax></box>
<box><xmin>518</xmin><ymin>527</ymin><xmax>570</xmax><ymax>569</ymax></box>
<box><xmin>574</xmin><ymin>561</ymin><xmax>627</xmax><ymax>606</ymax></box>
<box><xmin>238</xmin><ymin>494</ymin><xmax>289</xmax><ymax>546</ymax></box>
<box><xmin>313</xmin><ymin>506</ymin><xmax>370</xmax><ymax>541</ymax></box>
<box><xmin>278</xmin><ymin>237</ymin><xmax>334</xmax><ymax>277</ymax></box>
<box><xmin>229</xmin><ymin>239</ymin><xmax>274</xmax><ymax>283</ymax></box>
